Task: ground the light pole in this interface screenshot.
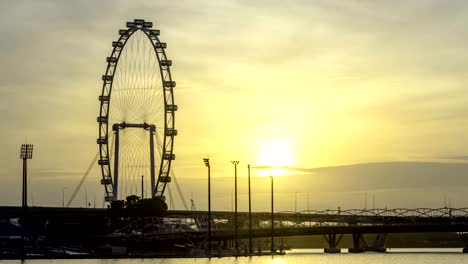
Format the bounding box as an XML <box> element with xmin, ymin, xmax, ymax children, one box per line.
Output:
<box><xmin>270</xmin><ymin>174</ymin><xmax>274</xmax><ymax>254</ymax></box>
<box><xmin>203</xmin><ymin>158</ymin><xmax>211</xmax><ymax>254</ymax></box>
<box><xmin>141</xmin><ymin>175</ymin><xmax>144</xmax><ymax>199</ymax></box>
<box><xmin>247</xmin><ymin>164</ymin><xmax>253</xmax><ymax>255</ymax></box>
<box><xmin>295</xmin><ymin>191</ymin><xmax>297</xmax><ymax>212</ymax></box>
<box><xmin>20</xmin><ymin>144</ymin><xmax>33</xmax><ymax>208</ymax></box>
<box><xmin>231</xmin><ymin>160</ymin><xmax>239</xmax><ymax>254</ymax></box>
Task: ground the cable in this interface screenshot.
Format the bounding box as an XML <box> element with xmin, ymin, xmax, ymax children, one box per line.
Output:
<box><xmin>66</xmin><ymin>151</ymin><xmax>99</xmax><ymax>207</ymax></box>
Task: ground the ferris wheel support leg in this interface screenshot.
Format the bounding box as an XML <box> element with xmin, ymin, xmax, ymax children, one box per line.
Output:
<box><xmin>113</xmin><ymin>125</ymin><xmax>120</xmax><ymax>200</ymax></box>
<box><xmin>149</xmin><ymin>125</ymin><xmax>156</xmax><ymax>198</ymax></box>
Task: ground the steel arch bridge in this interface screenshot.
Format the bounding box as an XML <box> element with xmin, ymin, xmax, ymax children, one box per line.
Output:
<box><xmin>165</xmin><ymin>207</ymin><xmax>468</xmax><ymax>227</ymax></box>
<box><xmin>102</xmin><ymin>207</ymin><xmax>468</xmax><ymax>251</ymax></box>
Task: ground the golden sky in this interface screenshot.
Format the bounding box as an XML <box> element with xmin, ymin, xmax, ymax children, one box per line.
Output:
<box><xmin>1</xmin><ymin>1</ymin><xmax>468</xmax><ymax>209</ymax></box>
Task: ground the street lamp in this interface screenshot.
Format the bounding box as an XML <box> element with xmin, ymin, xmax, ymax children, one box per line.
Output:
<box><xmin>295</xmin><ymin>191</ymin><xmax>297</xmax><ymax>213</ymax></box>
<box><xmin>20</xmin><ymin>144</ymin><xmax>33</xmax><ymax>208</ymax></box>
<box><xmin>231</xmin><ymin>160</ymin><xmax>239</xmax><ymax>254</ymax></box>
<box><xmin>270</xmin><ymin>173</ymin><xmax>274</xmax><ymax>254</ymax></box>
<box><xmin>247</xmin><ymin>164</ymin><xmax>253</xmax><ymax>255</ymax></box>
<box><xmin>203</xmin><ymin>158</ymin><xmax>211</xmax><ymax>254</ymax></box>
<box><xmin>141</xmin><ymin>175</ymin><xmax>144</xmax><ymax>199</ymax></box>
<box><xmin>253</xmin><ymin>165</ymin><xmax>281</xmax><ymax>255</ymax></box>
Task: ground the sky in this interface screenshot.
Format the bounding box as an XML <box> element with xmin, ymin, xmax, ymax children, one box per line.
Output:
<box><xmin>1</xmin><ymin>0</ymin><xmax>468</xmax><ymax>211</ymax></box>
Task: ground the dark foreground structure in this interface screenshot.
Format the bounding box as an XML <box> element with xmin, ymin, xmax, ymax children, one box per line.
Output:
<box><xmin>2</xmin><ymin>206</ymin><xmax>468</xmax><ymax>258</ymax></box>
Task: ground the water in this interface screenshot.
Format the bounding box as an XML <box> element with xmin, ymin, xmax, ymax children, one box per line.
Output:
<box><xmin>1</xmin><ymin>249</ymin><xmax>468</xmax><ymax>264</ymax></box>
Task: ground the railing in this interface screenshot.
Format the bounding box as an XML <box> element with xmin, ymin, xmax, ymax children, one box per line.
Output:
<box><xmin>110</xmin><ymin>207</ymin><xmax>468</xmax><ymax>236</ymax></box>
<box><xmin>284</xmin><ymin>207</ymin><xmax>468</xmax><ymax>218</ymax></box>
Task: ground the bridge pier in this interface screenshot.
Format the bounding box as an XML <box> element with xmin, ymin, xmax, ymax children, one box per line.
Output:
<box><xmin>366</xmin><ymin>233</ymin><xmax>387</xmax><ymax>252</ymax></box>
<box><xmin>323</xmin><ymin>233</ymin><xmax>343</xmax><ymax>253</ymax></box>
<box><xmin>348</xmin><ymin>233</ymin><xmax>387</xmax><ymax>253</ymax></box>
<box><xmin>348</xmin><ymin>233</ymin><xmax>366</xmax><ymax>253</ymax></box>
<box><xmin>457</xmin><ymin>232</ymin><xmax>468</xmax><ymax>253</ymax></box>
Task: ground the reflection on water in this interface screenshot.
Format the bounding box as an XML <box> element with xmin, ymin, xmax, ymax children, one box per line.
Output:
<box><xmin>1</xmin><ymin>249</ymin><xmax>468</xmax><ymax>264</ymax></box>
<box><xmin>270</xmin><ymin>259</ymin><xmax>285</xmax><ymax>264</ymax></box>
<box><xmin>386</xmin><ymin>248</ymin><xmax>462</xmax><ymax>253</ymax></box>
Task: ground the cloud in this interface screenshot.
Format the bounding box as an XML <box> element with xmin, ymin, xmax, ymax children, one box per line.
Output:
<box><xmin>2</xmin><ymin>1</ymin><xmax>468</xmax><ymax>208</ymax></box>
<box><xmin>437</xmin><ymin>156</ymin><xmax>468</xmax><ymax>162</ymax></box>
<box><xmin>181</xmin><ymin>161</ymin><xmax>468</xmax><ymax>192</ymax></box>
<box><xmin>285</xmin><ymin>161</ymin><xmax>468</xmax><ymax>192</ymax></box>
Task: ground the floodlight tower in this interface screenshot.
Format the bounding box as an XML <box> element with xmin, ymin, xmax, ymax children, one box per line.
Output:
<box><xmin>20</xmin><ymin>144</ymin><xmax>33</xmax><ymax>208</ymax></box>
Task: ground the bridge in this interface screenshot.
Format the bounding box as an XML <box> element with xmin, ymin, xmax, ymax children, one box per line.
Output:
<box><xmin>3</xmin><ymin>206</ymin><xmax>468</xmax><ymax>253</ymax></box>
<box><xmin>139</xmin><ymin>207</ymin><xmax>468</xmax><ymax>253</ymax></box>
<box><xmin>3</xmin><ymin>206</ymin><xmax>468</xmax><ymax>222</ymax></box>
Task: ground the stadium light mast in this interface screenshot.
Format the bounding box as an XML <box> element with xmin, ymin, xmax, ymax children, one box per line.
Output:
<box><xmin>20</xmin><ymin>144</ymin><xmax>33</xmax><ymax>208</ymax></box>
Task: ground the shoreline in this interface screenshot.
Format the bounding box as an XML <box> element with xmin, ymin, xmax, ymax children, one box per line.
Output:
<box><xmin>0</xmin><ymin>252</ymin><xmax>286</xmax><ymax>260</ymax></box>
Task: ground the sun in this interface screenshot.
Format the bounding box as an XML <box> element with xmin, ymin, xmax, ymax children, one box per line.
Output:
<box><xmin>256</xmin><ymin>138</ymin><xmax>294</xmax><ymax>176</ymax></box>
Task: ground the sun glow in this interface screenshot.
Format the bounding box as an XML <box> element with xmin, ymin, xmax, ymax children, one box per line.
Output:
<box><xmin>256</xmin><ymin>138</ymin><xmax>294</xmax><ymax>176</ymax></box>
<box><xmin>270</xmin><ymin>259</ymin><xmax>285</xmax><ymax>264</ymax></box>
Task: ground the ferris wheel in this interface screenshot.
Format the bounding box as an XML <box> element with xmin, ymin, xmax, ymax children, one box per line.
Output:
<box><xmin>97</xmin><ymin>19</ymin><xmax>177</xmax><ymax>203</ymax></box>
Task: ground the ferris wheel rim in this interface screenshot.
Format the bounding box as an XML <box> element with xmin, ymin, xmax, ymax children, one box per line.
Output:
<box><xmin>97</xmin><ymin>19</ymin><xmax>177</xmax><ymax>203</ymax></box>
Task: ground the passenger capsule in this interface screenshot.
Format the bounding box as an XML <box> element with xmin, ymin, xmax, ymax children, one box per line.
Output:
<box><xmin>98</xmin><ymin>159</ymin><xmax>109</xmax><ymax>165</ymax></box>
<box><xmin>99</xmin><ymin>95</ymin><xmax>109</xmax><ymax>102</ymax></box>
<box><xmin>143</xmin><ymin>21</ymin><xmax>153</xmax><ymax>28</ymax></box>
<box><xmin>102</xmin><ymin>75</ymin><xmax>113</xmax><ymax>81</ymax></box>
<box><xmin>160</xmin><ymin>60</ymin><xmax>172</xmax><ymax>66</ymax></box>
<box><xmin>164</xmin><ymin>81</ymin><xmax>176</xmax><ymax>88</ymax></box>
<box><xmin>126</xmin><ymin>22</ymin><xmax>135</xmax><ymax>28</ymax></box>
<box><xmin>166</xmin><ymin>105</ymin><xmax>178</xmax><ymax>111</ymax></box>
<box><xmin>134</xmin><ymin>19</ymin><xmax>144</xmax><ymax>26</ymax></box>
<box><xmin>97</xmin><ymin>116</ymin><xmax>108</xmax><ymax>123</ymax></box>
<box><xmin>118</xmin><ymin>29</ymin><xmax>129</xmax><ymax>36</ymax></box>
<box><xmin>159</xmin><ymin>176</ymin><xmax>172</xmax><ymax>183</ymax></box>
<box><xmin>166</xmin><ymin>128</ymin><xmax>178</xmax><ymax>136</ymax></box>
<box><xmin>112</xmin><ymin>41</ymin><xmax>124</xmax><ymax>48</ymax></box>
<box><xmin>149</xmin><ymin>29</ymin><xmax>160</xmax><ymax>36</ymax></box>
<box><xmin>154</xmin><ymin>42</ymin><xmax>167</xmax><ymax>49</ymax></box>
<box><xmin>163</xmin><ymin>153</ymin><xmax>175</xmax><ymax>160</ymax></box>
<box><xmin>101</xmin><ymin>178</ymin><xmax>112</xmax><ymax>185</ymax></box>
<box><xmin>106</xmin><ymin>57</ymin><xmax>118</xmax><ymax>63</ymax></box>
<box><xmin>97</xmin><ymin>137</ymin><xmax>108</xmax><ymax>144</ymax></box>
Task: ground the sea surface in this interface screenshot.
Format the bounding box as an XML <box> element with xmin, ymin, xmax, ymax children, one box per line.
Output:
<box><xmin>2</xmin><ymin>249</ymin><xmax>468</xmax><ymax>264</ymax></box>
